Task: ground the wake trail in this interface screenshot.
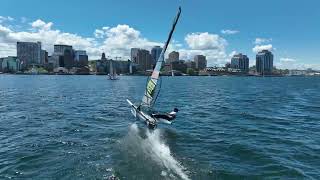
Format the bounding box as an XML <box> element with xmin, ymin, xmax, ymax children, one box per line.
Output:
<box><xmin>128</xmin><ymin>123</ymin><xmax>190</xmax><ymax>180</ymax></box>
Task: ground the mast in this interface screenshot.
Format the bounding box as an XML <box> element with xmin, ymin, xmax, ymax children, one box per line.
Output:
<box><xmin>141</xmin><ymin>7</ymin><xmax>181</xmax><ymax>108</ymax></box>
<box><xmin>109</xmin><ymin>59</ymin><xmax>114</xmax><ymax>77</ymax></box>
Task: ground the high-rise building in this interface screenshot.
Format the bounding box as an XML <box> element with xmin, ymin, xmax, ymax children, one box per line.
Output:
<box><xmin>151</xmin><ymin>46</ymin><xmax>163</xmax><ymax>65</ymax></box>
<box><xmin>131</xmin><ymin>48</ymin><xmax>139</xmax><ymax>62</ymax></box>
<box><xmin>74</xmin><ymin>50</ymin><xmax>87</xmax><ymax>61</ymax></box>
<box><xmin>1</xmin><ymin>56</ymin><xmax>21</xmax><ymax>73</ymax></box>
<box><xmin>63</xmin><ymin>49</ymin><xmax>74</xmax><ymax>69</ymax></box>
<box><xmin>17</xmin><ymin>41</ymin><xmax>42</xmax><ymax>69</ymax></box>
<box><xmin>231</xmin><ymin>53</ymin><xmax>249</xmax><ymax>72</ymax></box>
<box><xmin>78</xmin><ymin>55</ymin><xmax>88</xmax><ymax>67</ymax></box>
<box><xmin>167</xmin><ymin>51</ymin><xmax>179</xmax><ymax>63</ymax></box>
<box><xmin>131</xmin><ymin>48</ymin><xmax>152</xmax><ymax>71</ymax></box>
<box><xmin>40</xmin><ymin>50</ymin><xmax>48</xmax><ymax>65</ymax></box>
<box><xmin>138</xmin><ymin>49</ymin><xmax>152</xmax><ymax>71</ymax></box>
<box><xmin>74</xmin><ymin>50</ymin><xmax>88</xmax><ymax>67</ymax></box>
<box><xmin>53</xmin><ymin>45</ymin><xmax>74</xmax><ymax>69</ymax></box>
<box><xmin>194</xmin><ymin>55</ymin><xmax>207</xmax><ymax>70</ymax></box>
<box><xmin>256</xmin><ymin>50</ymin><xmax>274</xmax><ymax>75</ymax></box>
<box><xmin>54</xmin><ymin>45</ymin><xmax>73</xmax><ymax>56</ymax></box>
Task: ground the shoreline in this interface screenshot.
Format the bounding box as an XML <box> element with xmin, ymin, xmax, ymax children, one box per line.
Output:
<box><xmin>0</xmin><ymin>72</ymin><xmax>317</xmax><ymax>77</ymax></box>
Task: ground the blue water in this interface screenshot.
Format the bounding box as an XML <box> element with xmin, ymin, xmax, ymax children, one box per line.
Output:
<box><xmin>0</xmin><ymin>75</ymin><xmax>320</xmax><ymax>179</ymax></box>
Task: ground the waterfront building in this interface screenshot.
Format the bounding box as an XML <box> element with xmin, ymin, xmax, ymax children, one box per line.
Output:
<box><xmin>185</xmin><ymin>61</ymin><xmax>196</xmax><ymax>69</ymax></box>
<box><xmin>40</xmin><ymin>50</ymin><xmax>48</xmax><ymax>65</ymax></box>
<box><xmin>225</xmin><ymin>62</ymin><xmax>231</xmax><ymax>69</ymax></box>
<box><xmin>231</xmin><ymin>53</ymin><xmax>249</xmax><ymax>72</ymax></box>
<box><xmin>172</xmin><ymin>60</ymin><xmax>187</xmax><ymax>73</ymax></box>
<box><xmin>45</xmin><ymin>56</ymin><xmax>54</xmax><ymax>72</ymax></box>
<box><xmin>63</xmin><ymin>49</ymin><xmax>74</xmax><ymax>69</ymax></box>
<box><xmin>48</xmin><ymin>55</ymin><xmax>59</xmax><ymax>69</ymax></box>
<box><xmin>131</xmin><ymin>48</ymin><xmax>139</xmax><ymax>62</ymax></box>
<box><xmin>167</xmin><ymin>51</ymin><xmax>179</xmax><ymax>64</ymax></box>
<box><xmin>1</xmin><ymin>56</ymin><xmax>21</xmax><ymax>73</ymax></box>
<box><xmin>17</xmin><ymin>41</ymin><xmax>42</xmax><ymax>69</ymax></box>
<box><xmin>131</xmin><ymin>48</ymin><xmax>152</xmax><ymax>71</ymax></box>
<box><xmin>256</xmin><ymin>50</ymin><xmax>274</xmax><ymax>75</ymax></box>
<box><xmin>54</xmin><ymin>45</ymin><xmax>73</xmax><ymax>55</ymax></box>
<box><xmin>194</xmin><ymin>55</ymin><xmax>207</xmax><ymax>70</ymax></box>
<box><xmin>78</xmin><ymin>54</ymin><xmax>88</xmax><ymax>67</ymax></box>
<box><xmin>53</xmin><ymin>45</ymin><xmax>74</xmax><ymax>69</ymax></box>
<box><xmin>151</xmin><ymin>46</ymin><xmax>163</xmax><ymax>66</ymax></box>
<box><xmin>74</xmin><ymin>50</ymin><xmax>87</xmax><ymax>61</ymax></box>
<box><xmin>116</xmin><ymin>60</ymin><xmax>131</xmax><ymax>74</ymax></box>
<box><xmin>96</xmin><ymin>60</ymin><xmax>107</xmax><ymax>74</ymax></box>
<box><xmin>75</xmin><ymin>50</ymin><xmax>88</xmax><ymax>67</ymax></box>
<box><xmin>95</xmin><ymin>58</ymin><xmax>132</xmax><ymax>75</ymax></box>
<box><xmin>0</xmin><ymin>58</ymin><xmax>3</xmax><ymax>72</ymax></box>
<box><xmin>101</xmin><ymin>52</ymin><xmax>107</xmax><ymax>60</ymax></box>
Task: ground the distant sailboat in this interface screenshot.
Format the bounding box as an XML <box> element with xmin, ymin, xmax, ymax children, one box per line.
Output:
<box><xmin>171</xmin><ymin>63</ymin><xmax>175</xmax><ymax>76</ymax></box>
<box><xmin>108</xmin><ymin>59</ymin><xmax>119</xmax><ymax>80</ymax></box>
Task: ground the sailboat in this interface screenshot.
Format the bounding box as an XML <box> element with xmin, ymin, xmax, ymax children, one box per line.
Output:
<box><xmin>171</xmin><ymin>64</ymin><xmax>175</xmax><ymax>77</ymax></box>
<box><xmin>108</xmin><ymin>59</ymin><xmax>119</xmax><ymax>80</ymax></box>
<box><xmin>127</xmin><ymin>6</ymin><xmax>181</xmax><ymax>129</ymax></box>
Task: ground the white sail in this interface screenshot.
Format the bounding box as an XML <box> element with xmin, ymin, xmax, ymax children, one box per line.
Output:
<box><xmin>109</xmin><ymin>59</ymin><xmax>118</xmax><ymax>80</ymax></box>
<box><xmin>110</xmin><ymin>60</ymin><xmax>114</xmax><ymax>76</ymax></box>
<box><xmin>171</xmin><ymin>64</ymin><xmax>175</xmax><ymax>77</ymax></box>
<box><xmin>141</xmin><ymin>7</ymin><xmax>181</xmax><ymax>108</ymax></box>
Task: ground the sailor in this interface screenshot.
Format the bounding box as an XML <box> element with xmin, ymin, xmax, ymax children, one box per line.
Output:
<box><xmin>152</xmin><ymin>108</ymin><xmax>179</xmax><ymax>121</ymax></box>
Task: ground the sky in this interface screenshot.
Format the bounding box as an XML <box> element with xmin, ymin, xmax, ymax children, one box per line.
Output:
<box><xmin>0</xmin><ymin>0</ymin><xmax>319</xmax><ymax>70</ymax></box>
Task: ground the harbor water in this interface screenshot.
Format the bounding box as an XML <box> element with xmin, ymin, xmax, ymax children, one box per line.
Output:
<box><xmin>0</xmin><ymin>75</ymin><xmax>319</xmax><ymax>179</ymax></box>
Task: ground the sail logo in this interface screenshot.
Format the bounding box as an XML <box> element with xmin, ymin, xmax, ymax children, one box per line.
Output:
<box><xmin>147</xmin><ymin>79</ymin><xmax>156</xmax><ymax>97</ymax></box>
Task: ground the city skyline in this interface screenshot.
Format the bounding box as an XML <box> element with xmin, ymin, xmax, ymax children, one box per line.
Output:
<box><xmin>0</xmin><ymin>0</ymin><xmax>320</xmax><ymax>70</ymax></box>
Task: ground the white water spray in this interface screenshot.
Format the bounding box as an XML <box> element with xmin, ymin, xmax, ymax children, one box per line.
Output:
<box><xmin>128</xmin><ymin>124</ymin><xmax>190</xmax><ymax>180</ymax></box>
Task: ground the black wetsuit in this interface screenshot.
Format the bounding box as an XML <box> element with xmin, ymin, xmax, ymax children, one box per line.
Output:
<box><xmin>152</xmin><ymin>112</ymin><xmax>176</xmax><ymax>121</ymax></box>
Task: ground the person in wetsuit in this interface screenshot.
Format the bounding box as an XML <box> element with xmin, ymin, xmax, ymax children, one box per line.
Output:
<box><xmin>152</xmin><ymin>108</ymin><xmax>179</xmax><ymax>121</ymax></box>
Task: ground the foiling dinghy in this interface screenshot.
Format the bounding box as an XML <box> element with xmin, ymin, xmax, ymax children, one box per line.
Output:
<box><xmin>127</xmin><ymin>7</ymin><xmax>181</xmax><ymax>129</ymax></box>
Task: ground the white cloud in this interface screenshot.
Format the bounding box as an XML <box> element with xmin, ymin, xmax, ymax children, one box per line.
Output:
<box><xmin>98</xmin><ymin>24</ymin><xmax>161</xmax><ymax>59</ymax></box>
<box><xmin>0</xmin><ymin>16</ymin><xmax>14</xmax><ymax>23</ymax></box>
<box><xmin>228</xmin><ymin>51</ymin><xmax>237</xmax><ymax>58</ymax></box>
<box><xmin>0</xmin><ymin>20</ymin><xmax>98</xmax><ymax>58</ymax></box>
<box><xmin>252</xmin><ymin>44</ymin><xmax>273</xmax><ymax>53</ymax></box>
<box><xmin>182</xmin><ymin>32</ymin><xmax>228</xmax><ymax>66</ymax></box>
<box><xmin>185</xmin><ymin>32</ymin><xmax>227</xmax><ymax>50</ymax></box>
<box><xmin>0</xmin><ymin>20</ymin><xmax>161</xmax><ymax>59</ymax></box>
<box><xmin>280</xmin><ymin>58</ymin><xmax>296</xmax><ymax>62</ymax></box>
<box><xmin>0</xmin><ymin>18</ymin><xmax>229</xmax><ymax>66</ymax></box>
<box><xmin>273</xmin><ymin>57</ymin><xmax>320</xmax><ymax>70</ymax></box>
<box><xmin>221</xmin><ymin>29</ymin><xmax>239</xmax><ymax>35</ymax></box>
<box><xmin>94</xmin><ymin>29</ymin><xmax>104</xmax><ymax>38</ymax></box>
<box><xmin>31</xmin><ymin>19</ymin><xmax>53</xmax><ymax>30</ymax></box>
<box><xmin>254</xmin><ymin>38</ymin><xmax>272</xmax><ymax>45</ymax></box>
<box><xmin>94</xmin><ymin>26</ymin><xmax>109</xmax><ymax>38</ymax></box>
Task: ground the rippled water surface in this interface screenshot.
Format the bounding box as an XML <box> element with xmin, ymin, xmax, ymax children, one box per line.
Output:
<box><xmin>0</xmin><ymin>75</ymin><xmax>320</xmax><ymax>179</ymax></box>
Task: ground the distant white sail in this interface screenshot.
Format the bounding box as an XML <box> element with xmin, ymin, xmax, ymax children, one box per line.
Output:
<box><xmin>109</xmin><ymin>59</ymin><xmax>118</xmax><ymax>80</ymax></box>
<box><xmin>141</xmin><ymin>7</ymin><xmax>181</xmax><ymax>108</ymax></box>
<box><xmin>110</xmin><ymin>60</ymin><xmax>114</xmax><ymax>75</ymax></box>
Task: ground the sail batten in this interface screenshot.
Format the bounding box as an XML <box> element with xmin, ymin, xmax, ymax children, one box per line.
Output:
<box><xmin>141</xmin><ymin>7</ymin><xmax>181</xmax><ymax>108</ymax></box>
